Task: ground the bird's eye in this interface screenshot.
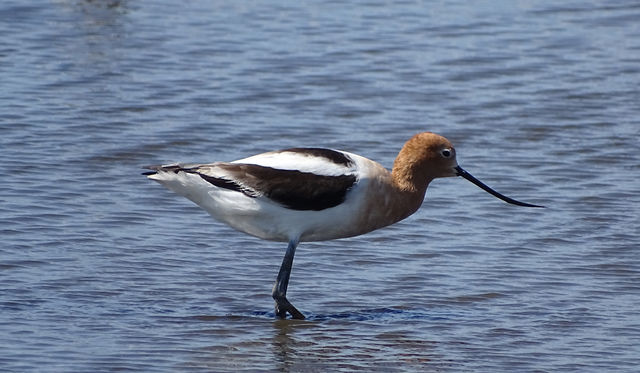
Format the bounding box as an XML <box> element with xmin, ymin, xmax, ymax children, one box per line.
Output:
<box><xmin>441</xmin><ymin>149</ymin><xmax>452</xmax><ymax>158</ymax></box>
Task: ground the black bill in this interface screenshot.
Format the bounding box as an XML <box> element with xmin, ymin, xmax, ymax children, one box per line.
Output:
<box><xmin>455</xmin><ymin>166</ymin><xmax>543</xmax><ymax>208</ymax></box>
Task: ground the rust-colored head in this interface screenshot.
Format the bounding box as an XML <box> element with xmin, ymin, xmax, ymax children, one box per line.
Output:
<box><xmin>392</xmin><ymin>132</ymin><xmax>459</xmax><ymax>192</ymax></box>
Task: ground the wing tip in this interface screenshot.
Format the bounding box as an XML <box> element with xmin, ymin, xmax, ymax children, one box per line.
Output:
<box><xmin>141</xmin><ymin>163</ymin><xmax>184</xmax><ymax>174</ymax></box>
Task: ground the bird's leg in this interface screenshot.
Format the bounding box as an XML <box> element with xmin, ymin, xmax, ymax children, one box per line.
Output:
<box><xmin>272</xmin><ymin>239</ymin><xmax>305</xmax><ymax>319</ymax></box>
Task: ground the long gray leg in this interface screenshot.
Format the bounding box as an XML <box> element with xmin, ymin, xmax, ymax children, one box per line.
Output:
<box><xmin>272</xmin><ymin>239</ymin><xmax>305</xmax><ymax>319</ymax></box>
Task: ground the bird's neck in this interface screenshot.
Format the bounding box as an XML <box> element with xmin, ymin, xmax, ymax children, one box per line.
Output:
<box><xmin>386</xmin><ymin>153</ymin><xmax>438</xmax><ymax>222</ymax></box>
<box><xmin>391</xmin><ymin>158</ymin><xmax>433</xmax><ymax>194</ymax></box>
<box><xmin>389</xmin><ymin>177</ymin><xmax>431</xmax><ymax>220</ymax></box>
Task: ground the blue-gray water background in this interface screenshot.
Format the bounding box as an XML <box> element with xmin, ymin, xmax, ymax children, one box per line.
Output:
<box><xmin>1</xmin><ymin>0</ymin><xmax>639</xmax><ymax>372</ymax></box>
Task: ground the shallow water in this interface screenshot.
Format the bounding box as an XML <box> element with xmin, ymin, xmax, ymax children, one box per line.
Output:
<box><xmin>2</xmin><ymin>0</ymin><xmax>639</xmax><ymax>371</ymax></box>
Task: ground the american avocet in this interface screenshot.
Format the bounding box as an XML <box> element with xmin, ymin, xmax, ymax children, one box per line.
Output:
<box><xmin>144</xmin><ymin>132</ymin><xmax>541</xmax><ymax>319</ymax></box>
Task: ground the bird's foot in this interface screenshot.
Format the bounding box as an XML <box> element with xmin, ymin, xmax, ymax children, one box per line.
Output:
<box><xmin>274</xmin><ymin>295</ymin><xmax>305</xmax><ymax>319</ymax></box>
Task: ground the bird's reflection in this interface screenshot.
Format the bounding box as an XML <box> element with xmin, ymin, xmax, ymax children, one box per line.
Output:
<box><xmin>270</xmin><ymin>317</ymin><xmax>334</xmax><ymax>372</ymax></box>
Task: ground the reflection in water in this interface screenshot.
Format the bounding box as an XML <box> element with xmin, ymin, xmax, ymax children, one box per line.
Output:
<box><xmin>271</xmin><ymin>319</ymin><xmax>304</xmax><ymax>372</ymax></box>
<box><xmin>269</xmin><ymin>312</ymin><xmax>442</xmax><ymax>371</ymax></box>
<box><xmin>185</xmin><ymin>312</ymin><xmax>443</xmax><ymax>370</ymax></box>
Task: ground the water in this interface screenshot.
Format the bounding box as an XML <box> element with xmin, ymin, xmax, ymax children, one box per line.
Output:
<box><xmin>2</xmin><ymin>0</ymin><xmax>639</xmax><ymax>371</ymax></box>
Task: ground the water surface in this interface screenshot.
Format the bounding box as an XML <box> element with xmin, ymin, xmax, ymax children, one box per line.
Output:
<box><xmin>1</xmin><ymin>0</ymin><xmax>639</xmax><ymax>371</ymax></box>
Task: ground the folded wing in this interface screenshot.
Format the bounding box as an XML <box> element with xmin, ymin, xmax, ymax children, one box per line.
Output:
<box><xmin>145</xmin><ymin>148</ymin><xmax>359</xmax><ymax>211</ymax></box>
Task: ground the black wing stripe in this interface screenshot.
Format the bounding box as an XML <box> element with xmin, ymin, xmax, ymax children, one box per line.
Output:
<box><xmin>197</xmin><ymin>164</ymin><xmax>357</xmax><ymax>211</ymax></box>
<box><xmin>196</xmin><ymin>172</ymin><xmax>254</xmax><ymax>196</ymax></box>
<box><xmin>277</xmin><ymin>148</ymin><xmax>354</xmax><ymax>167</ymax></box>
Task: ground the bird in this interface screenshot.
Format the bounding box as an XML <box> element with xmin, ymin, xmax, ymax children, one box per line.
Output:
<box><xmin>143</xmin><ymin>132</ymin><xmax>542</xmax><ymax>319</ymax></box>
